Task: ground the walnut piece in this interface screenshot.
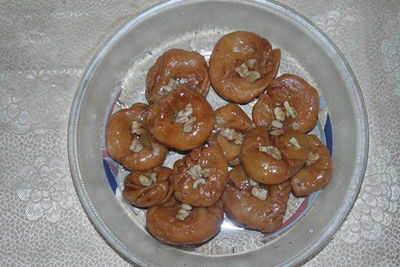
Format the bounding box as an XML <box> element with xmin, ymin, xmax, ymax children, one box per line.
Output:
<box><xmin>269</xmin><ymin>129</ymin><xmax>285</xmax><ymax>136</ymax></box>
<box><xmin>234</xmin><ymin>59</ymin><xmax>261</xmax><ymax>82</ymax></box>
<box><xmin>130</xmin><ymin>121</ymin><xmax>144</xmax><ymax>135</ymax></box>
<box><xmin>192</xmin><ymin>178</ymin><xmax>206</xmax><ymax>189</ymax></box>
<box><xmin>220</xmin><ymin>128</ymin><xmax>243</xmax><ymax>145</ymax></box>
<box><xmin>180</xmin><ymin>203</ymin><xmax>192</xmax><ymax>211</ymax></box>
<box><xmin>271</xmin><ymin>120</ymin><xmax>283</xmax><ymax>129</ymax></box>
<box><xmin>175</xmin><ymin>103</ymin><xmax>197</xmax><ymax>133</ymax></box>
<box><xmin>289</xmin><ymin>137</ymin><xmax>301</xmax><ymax>149</ymax></box>
<box><xmin>248</xmin><ymin>178</ymin><xmax>259</xmax><ymax>187</ymax></box>
<box><xmin>150</xmin><ymin>173</ymin><xmax>157</xmax><ymax>182</ymax></box>
<box><xmin>291</xmin><ymin>122</ymin><xmax>300</xmax><ymax>131</ymax></box>
<box><xmin>139</xmin><ymin>174</ymin><xmax>153</xmax><ymax>187</ymax></box>
<box><xmin>273</xmin><ymin>107</ymin><xmax>286</xmax><ymax>122</ymax></box>
<box><xmin>176</xmin><ymin>204</ymin><xmax>192</xmax><ymax>221</ymax></box>
<box><xmin>216</xmin><ymin>115</ymin><xmax>225</xmax><ymax>125</ymax></box>
<box><xmin>187</xmin><ymin>164</ymin><xmax>211</xmax><ymax>180</ymax></box>
<box><xmin>305</xmin><ymin>152</ymin><xmax>320</xmax><ymax>166</ymax></box>
<box><xmin>129</xmin><ymin>138</ymin><xmax>143</xmax><ymax>153</ymax></box>
<box><xmin>245</xmin><ymin>71</ymin><xmax>261</xmax><ymax>82</ymax></box>
<box><xmin>251</xmin><ymin>186</ymin><xmax>268</xmax><ymax>201</ymax></box>
<box><xmin>284</xmin><ymin>101</ymin><xmax>298</xmax><ymax>118</ymax></box>
<box><xmin>235</xmin><ymin>63</ymin><xmax>248</xmax><ymax>78</ymax></box>
<box><xmin>160</xmin><ymin>78</ymin><xmax>177</xmax><ymax>94</ymax></box>
<box><xmin>246</xmin><ymin>59</ymin><xmax>257</xmax><ymax>69</ymax></box>
<box><xmin>259</xmin><ymin>145</ymin><xmax>282</xmax><ymax>160</ymax></box>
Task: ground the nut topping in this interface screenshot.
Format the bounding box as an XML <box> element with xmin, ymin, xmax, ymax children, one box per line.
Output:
<box><xmin>284</xmin><ymin>101</ymin><xmax>297</xmax><ymax>118</ymax></box>
<box><xmin>129</xmin><ymin>138</ymin><xmax>143</xmax><ymax>153</ymax></box>
<box><xmin>130</xmin><ymin>121</ymin><xmax>144</xmax><ymax>135</ymax></box>
<box><xmin>251</xmin><ymin>186</ymin><xmax>268</xmax><ymax>201</ymax></box>
<box><xmin>220</xmin><ymin>128</ymin><xmax>244</xmax><ymax>145</ymax></box>
<box><xmin>273</xmin><ymin>107</ymin><xmax>286</xmax><ymax>122</ymax></box>
<box><xmin>289</xmin><ymin>137</ymin><xmax>301</xmax><ymax>149</ymax></box>
<box><xmin>176</xmin><ymin>204</ymin><xmax>192</xmax><ymax>221</ymax></box>
<box><xmin>235</xmin><ymin>59</ymin><xmax>261</xmax><ymax>82</ymax></box>
<box><xmin>259</xmin><ymin>145</ymin><xmax>282</xmax><ymax>160</ymax></box>
<box><xmin>176</xmin><ymin>103</ymin><xmax>197</xmax><ymax>133</ymax></box>
<box><xmin>305</xmin><ymin>152</ymin><xmax>320</xmax><ymax>166</ymax></box>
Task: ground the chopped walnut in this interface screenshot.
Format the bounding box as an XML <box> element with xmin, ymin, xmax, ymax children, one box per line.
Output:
<box><xmin>289</xmin><ymin>137</ymin><xmax>301</xmax><ymax>149</ymax></box>
<box><xmin>220</xmin><ymin>128</ymin><xmax>243</xmax><ymax>145</ymax></box>
<box><xmin>130</xmin><ymin>121</ymin><xmax>144</xmax><ymax>135</ymax></box>
<box><xmin>270</xmin><ymin>129</ymin><xmax>285</xmax><ymax>136</ymax></box>
<box><xmin>176</xmin><ymin>204</ymin><xmax>192</xmax><ymax>221</ymax></box>
<box><xmin>176</xmin><ymin>103</ymin><xmax>193</xmax><ymax>123</ymax></box>
<box><xmin>187</xmin><ymin>164</ymin><xmax>211</xmax><ymax>180</ymax></box>
<box><xmin>183</xmin><ymin>117</ymin><xmax>197</xmax><ymax>133</ymax></box>
<box><xmin>216</xmin><ymin>116</ymin><xmax>225</xmax><ymax>125</ymax></box>
<box><xmin>150</xmin><ymin>172</ymin><xmax>157</xmax><ymax>183</ymax></box>
<box><xmin>129</xmin><ymin>138</ymin><xmax>143</xmax><ymax>153</ymax></box>
<box><xmin>248</xmin><ymin>178</ymin><xmax>259</xmax><ymax>187</ymax></box>
<box><xmin>160</xmin><ymin>78</ymin><xmax>177</xmax><ymax>94</ymax></box>
<box><xmin>245</xmin><ymin>71</ymin><xmax>261</xmax><ymax>82</ymax></box>
<box><xmin>259</xmin><ymin>145</ymin><xmax>282</xmax><ymax>160</ymax></box>
<box><xmin>160</xmin><ymin>77</ymin><xmax>189</xmax><ymax>94</ymax></box>
<box><xmin>235</xmin><ymin>59</ymin><xmax>261</xmax><ymax>82</ymax></box>
<box><xmin>284</xmin><ymin>101</ymin><xmax>297</xmax><ymax>118</ymax></box>
<box><xmin>235</xmin><ymin>63</ymin><xmax>249</xmax><ymax>78</ymax></box>
<box><xmin>139</xmin><ymin>175</ymin><xmax>153</xmax><ymax>187</ymax></box>
<box><xmin>251</xmin><ymin>186</ymin><xmax>268</xmax><ymax>201</ymax></box>
<box><xmin>176</xmin><ymin>78</ymin><xmax>188</xmax><ymax>84</ymax></box>
<box><xmin>246</xmin><ymin>59</ymin><xmax>257</xmax><ymax>69</ymax></box>
<box><xmin>193</xmin><ymin>178</ymin><xmax>206</xmax><ymax>189</ymax></box>
<box><xmin>228</xmin><ymin>158</ymin><xmax>240</xmax><ymax>166</ymax></box>
<box><xmin>273</xmin><ymin>107</ymin><xmax>286</xmax><ymax>122</ymax></box>
<box><xmin>271</xmin><ymin>120</ymin><xmax>283</xmax><ymax>129</ymax></box>
<box><xmin>291</xmin><ymin>122</ymin><xmax>300</xmax><ymax>131</ymax></box>
<box><xmin>176</xmin><ymin>103</ymin><xmax>197</xmax><ymax>133</ymax></box>
<box><xmin>220</xmin><ymin>128</ymin><xmax>234</xmax><ymax>139</ymax></box>
<box><xmin>180</xmin><ymin>203</ymin><xmax>192</xmax><ymax>211</ymax></box>
<box><xmin>305</xmin><ymin>152</ymin><xmax>320</xmax><ymax>166</ymax></box>
<box><xmin>233</xmin><ymin>133</ymin><xmax>243</xmax><ymax>145</ymax></box>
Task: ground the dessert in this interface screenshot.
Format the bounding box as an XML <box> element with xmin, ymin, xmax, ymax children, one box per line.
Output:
<box><xmin>209</xmin><ymin>31</ymin><xmax>280</xmax><ymax>103</ymax></box>
<box><xmin>105</xmin><ymin>30</ymin><xmax>332</xmax><ymax>246</ymax></box>
<box><xmin>146</xmin><ymin>48</ymin><xmax>210</xmax><ymax>104</ymax></box>
<box><xmin>148</xmin><ymin>86</ymin><xmax>215</xmax><ymax>151</ymax></box>
<box><xmin>106</xmin><ymin>103</ymin><xmax>168</xmax><ymax>171</ymax></box>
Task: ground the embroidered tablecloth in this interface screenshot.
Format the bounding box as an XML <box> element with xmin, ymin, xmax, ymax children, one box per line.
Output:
<box><xmin>1</xmin><ymin>0</ymin><xmax>399</xmax><ymax>266</ymax></box>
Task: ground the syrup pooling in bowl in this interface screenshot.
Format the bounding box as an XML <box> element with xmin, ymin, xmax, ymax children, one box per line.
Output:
<box><xmin>100</xmin><ymin>28</ymin><xmax>332</xmax><ymax>255</ymax></box>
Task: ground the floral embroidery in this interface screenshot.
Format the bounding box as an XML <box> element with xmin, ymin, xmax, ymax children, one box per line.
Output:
<box><xmin>338</xmin><ymin>146</ymin><xmax>399</xmax><ymax>243</ymax></box>
<box><xmin>16</xmin><ymin>157</ymin><xmax>74</xmax><ymax>223</ymax></box>
<box><xmin>381</xmin><ymin>10</ymin><xmax>400</xmax><ymax>96</ymax></box>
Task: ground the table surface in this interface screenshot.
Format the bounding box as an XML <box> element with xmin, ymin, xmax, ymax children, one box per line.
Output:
<box><xmin>1</xmin><ymin>0</ymin><xmax>399</xmax><ymax>266</ymax></box>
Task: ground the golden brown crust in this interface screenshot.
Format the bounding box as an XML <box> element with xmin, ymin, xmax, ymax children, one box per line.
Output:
<box><xmin>122</xmin><ymin>167</ymin><xmax>174</xmax><ymax>208</ymax></box>
<box><xmin>172</xmin><ymin>146</ymin><xmax>228</xmax><ymax>207</ymax></box>
<box><xmin>291</xmin><ymin>135</ymin><xmax>332</xmax><ymax>196</ymax></box>
<box><xmin>146</xmin><ymin>200</ymin><xmax>224</xmax><ymax>245</ymax></box>
<box><xmin>267</xmin><ymin>74</ymin><xmax>319</xmax><ymax>133</ymax></box>
<box><xmin>146</xmin><ymin>48</ymin><xmax>210</xmax><ymax>104</ymax></box>
<box><xmin>240</xmin><ymin>127</ymin><xmax>309</xmax><ymax>184</ymax></box>
<box><xmin>148</xmin><ymin>87</ymin><xmax>215</xmax><ymax>151</ymax></box>
<box><xmin>222</xmin><ymin>166</ymin><xmax>291</xmax><ymax>232</ymax></box>
<box><xmin>106</xmin><ymin>103</ymin><xmax>168</xmax><ymax>171</ymax></box>
<box><xmin>211</xmin><ymin>103</ymin><xmax>254</xmax><ymax>162</ymax></box>
<box><xmin>209</xmin><ymin>31</ymin><xmax>280</xmax><ymax>103</ymax></box>
<box><xmin>252</xmin><ymin>93</ymin><xmax>275</xmax><ymax>130</ymax></box>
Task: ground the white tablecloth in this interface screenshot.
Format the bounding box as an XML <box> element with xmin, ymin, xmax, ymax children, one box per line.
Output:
<box><xmin>1</xmin><ymin>0</ymin><xmax>399</xmax><ymax>266</ymax></box>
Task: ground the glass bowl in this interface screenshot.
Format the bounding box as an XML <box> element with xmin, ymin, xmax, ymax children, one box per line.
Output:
<box><xmin>68</xmin><ymin>0</ymin><xmax>368</xmax><ymax>266</ymax></box>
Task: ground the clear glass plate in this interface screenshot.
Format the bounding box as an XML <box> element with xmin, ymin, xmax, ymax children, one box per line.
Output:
<box><xmin>68</xmin><ymin>0</ymin><xmax>368</xmax><ymax>266</ymax></box>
